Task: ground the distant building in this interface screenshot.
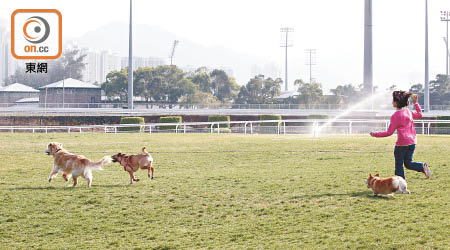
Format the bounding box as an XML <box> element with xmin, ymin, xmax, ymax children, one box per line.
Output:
<box><xmin>251</xmin><ymin>63</ymin><xmax>282</xmax><ymax>80</ymax></box>
<box><xmin>77</xmin><ymin>47</ymin><xmax>121</xmax><ymax>84</ymax></box>
<box><xmin>80</xmin><ymin>48</ymin><xmax>101</xmax><ymax>84</ymax></box>
<box><xmin>0</xmin><ymin>26</ymin><xmax>7</xmax><ymax>87</ymax></box>
<box><xmin>0</xmin><ymin>83</ymin><xmax>39</xmax><ymax>104</ymax></box>
<box><xmin>39</xmin><ymin>78</ymin><xmax>101</xmax><ymax>107</ymax></box>
<box><xmin>0</xmin><ymin>28</ymin><xmax>20</xmax><ymax>87</ymax></box>
<box><xmin>100</xmin><ymin>51</ymin><xmax>121</xmax><ymax>83</ymax></box>
<box><xmin>121</xmin><ymin>56</ymin><xmax>165</xmax><ymax>69</ymax></box>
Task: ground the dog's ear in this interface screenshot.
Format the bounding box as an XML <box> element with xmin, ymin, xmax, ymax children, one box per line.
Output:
<box><xmin>118</xmin><ymin>153</ymin><xmax>122</xmax><ymax>156</ymax></box>
<box><xmin>369</xmin><ymin>173</ymin><xmax>372</xmax><ymax>177</ymax></box>
<box><xmin>375</xmin><ymin>173</ymin><xmax>379</xmax><ymax>177</ymax></box>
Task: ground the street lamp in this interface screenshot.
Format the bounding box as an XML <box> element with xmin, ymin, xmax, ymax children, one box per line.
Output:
<box><xmin>127</xmin><ymin>0</ymin><xmax>134</xmax><ymax>109</ymax></box>
<box><xmin>280</xmin><ymin>27</ymin><xmax>293</xmax><ymax>92</ymax></box>
<box><xmin>445</xmin><ymin>37</ymin><xmax>450</xmax><ymax>58</ymax></box>
<box><xmin>441</xmin><ymin>11</ymin><xmax>450</xmax><ymax>75</ymax></box>
<box><xmin>424</xmin><ymin>0</ymin><xmax>429</xmax><ymax>112</ymax></box>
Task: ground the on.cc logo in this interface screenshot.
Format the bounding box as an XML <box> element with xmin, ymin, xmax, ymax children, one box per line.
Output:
<box><xmin>11</xmin><ymin>9</ymin><xmax>62</xmax><ymax>60</ymax></box>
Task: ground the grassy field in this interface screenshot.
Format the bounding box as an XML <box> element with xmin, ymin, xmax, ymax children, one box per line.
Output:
<box><xmin>0</xmin><ymin>133</ymin><xmax>449</xmax><ymax>250</ymax></box>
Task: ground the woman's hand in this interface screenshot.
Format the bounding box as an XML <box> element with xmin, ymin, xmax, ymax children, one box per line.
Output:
<box><xmin>412</xmin><ymin>94</ymin><xmax>418</xmax><ymax>104</ymax></box>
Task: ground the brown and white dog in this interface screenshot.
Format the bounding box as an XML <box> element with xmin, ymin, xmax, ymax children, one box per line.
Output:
<box><xmin>111</xmin><ymin>147</ymin><xmax>154</xmax><ymax>184</ymax></box>
<box><xmin>365</xmin><ymin>173</ymin><xmax>410</xmax><ymax>197</ymax></box>
<box><xmin>46</xmin><ymin>142</ymin><xmax>112</xmax><ymax>188</ymax></box>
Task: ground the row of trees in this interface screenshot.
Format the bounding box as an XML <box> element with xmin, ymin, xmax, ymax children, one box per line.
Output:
<box><xmin>102</xmin><ymin>66</ymin><xmax>240</xmax><ymax>105</ymax></box>
<box><xmin>410</xmin><ymin>74</ymin><xmax>450</xmax><ymax>106</ymax></box>
<box><xmin>5</xmin><ymin>49</ymin><xmax>450</xmax><ymax>106</ymax></box>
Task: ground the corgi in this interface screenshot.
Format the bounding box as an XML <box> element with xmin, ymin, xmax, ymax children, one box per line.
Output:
<box><xmin>365</xmin><ymin>173</ymin><xmax>410</xmax><ymax>197</ymax></box>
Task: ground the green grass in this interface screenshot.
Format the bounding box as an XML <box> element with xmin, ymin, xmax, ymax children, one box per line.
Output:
<box><xmin>0</xmin><ymin>133</ymin><xmax>449</xmax><ymax>249</ymax></box>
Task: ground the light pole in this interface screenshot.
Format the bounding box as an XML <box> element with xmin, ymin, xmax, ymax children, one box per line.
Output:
<box><xmin>127</xmin><ymin>0</ymin><xmax>134</xmax><ymax>109</ymax></box>
<box><xmin>363</xmin><ymin>0</ymin><xmax>373</xmax><ymax>97</ymax></box>
<box><xmin>441</xmin><ymin>11</ymin><xmax>450</xmax><ymax>75</ymax></box>
<box><xmin>424</xmin><ymin>0</ymin><xmax>430</xmax><ymax>112</ymax></box>
<box><xmin>444</xmin><ymin>37</ymin><xmax>450</xmax><ymax>59</ymax></box>
<box><xmin>305</xmin><ymin>49</ymin><xmax>316</xmax><ymax>84</ymax></box>
<box><xmin>62</xmin><ymin>77</ymin><xmax>65</xmax><ymax>108</ymax></box>
<box><xmin>280</xmin><ymin>27</ymin><xmax>293</xmax><ymax>92</ymax></box>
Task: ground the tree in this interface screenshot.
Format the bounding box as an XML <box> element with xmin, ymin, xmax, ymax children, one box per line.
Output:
<box><xmin>101</xmin><ymin>68</ymin><xmax>128</xmax><ymax>102</ymax></box>
<box><xmin>429</xmin><ymin>74</ymin><xmax>450</xmax><ymax>105</ymax></box>
<box><xmin>295</xmin><ymin>79</ymin><xmax>323</xmax><ymax>104</ymax></box>
<box><xmin>262</xmin><ymin>77</ymin><xmax>282</xmax><ymax>101</ymax></box>
<box><xmin>235</xmin><ymin>75</ymin><xmax>282</xmax><ymax>104</ymax></box>
<box><xmin>210</xmin><ymin>69</ymin><xmax>239</xmax><ymax>103</ymax></box>
<box><xmin>330</xmin><ymin>84</ymin><xmax>361</xmax><ymax>104</ymax></box>
<box><xmin>179</xmin><ymin>88</ymin><xmax>219</xmax><ymax>104</ymax></box>
<box><xmin>190</xmin><ymin>71</ymin><xmax>211</xmax><ymax>93</ymax></box>
<box><xmin>134</xmin><ymin>67</ymin><xmax>154</xmax><ymax>103</ymax></box>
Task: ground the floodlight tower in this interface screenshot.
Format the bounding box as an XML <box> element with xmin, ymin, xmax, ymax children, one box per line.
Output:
<box><xmin>128</xmin><ymin>0</ymin><xmax>134</xmax><ymax>109</ymax></box>
<box><xmin>424</xmin><ymin>0</ymin><xmax>429</xmax><ymax>112</ymax></box>
<box><xmin>305</xmin><ymin>49</ymin><xmax>316</xmax><ymax>84</ymax></box>
<box><xmin>441</xmin><ymin>11</ymin><xmax>450</xmax><ymax>75</ymax></box>
<box><xmin>170</xmin><ymin>40</ymin><xmax>179</xmax><ymax>66</ymax></box>
<box><xmin>280</xmin><ymin>27</ymin><xmax>293</xmax><ymax>91</ymax></box>
<box><xmin>363</xmin><ymin>0</ymin><xmax>373</xmax><ymax>98</ymax></box>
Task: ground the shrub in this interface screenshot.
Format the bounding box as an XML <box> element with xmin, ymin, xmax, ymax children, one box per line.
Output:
<box><xmin>435</xmin><ymin>116</ymin><xmax>450</xmax><ymax>134</ymax></box>
<box><xmin>436</xmin><ymin>116</ymin><xmax>450</xmax><ymax>127</ymax></box>
<box><xmin>159</xmin><ymin>116</ymin><xmax>182</xmax><ymax>130</ymax></box>
<box><xmin>307</xmin><ymin>114</ymin><xmax>330</xmax><ymax>119</ymax></box>
<box><xmin>208</xmin><ymin>115</ymin><xmax>230</xmax><ymax>128</ymax></box>
<box><xmin>260</xmin><ymin>114</ymin><xmax>282</xmax><ymax>127</ymax></box>
<box><xmin>119</xmin><ymin>117</ymin><xmax>145</xmax><ymax>132</ymax></box>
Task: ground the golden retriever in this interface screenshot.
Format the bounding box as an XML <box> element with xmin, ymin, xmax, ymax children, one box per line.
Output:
<box><xmin>46</xmin><ymin>142</ymin><xmax>112</xmax><ymax>187</ymax></box>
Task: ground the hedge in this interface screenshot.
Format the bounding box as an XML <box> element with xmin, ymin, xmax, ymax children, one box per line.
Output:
<box><xmin>260</xmin><ymin>114</ymin><xmax>282</xmax><ymax>127</ymax></box>
<box><xmin>208</xmin><ymin>115</ymin><xmax>230</xmax><ymax>128</ymax></box>
<box><xmin>307</xmin><ymin>114</ymin><xmax>330</xmax><ymax>119</ymax></box>
<box><xmin>119</xmin><ymin>117</ymin><xmax>145</xmax><ymax>132</ymax></box>
<box><xmin>159</xmin><ymin>116</ymin><xmax>182</xmax><ymax>130</ymax></box>
<box><xmin>436</xmin><ymin>116</ymin><xmax>450</xmax><ymax>128</ymax></box>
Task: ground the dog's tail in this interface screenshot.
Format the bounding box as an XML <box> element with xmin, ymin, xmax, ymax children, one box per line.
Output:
<box><xmin>87</xmin><ymin>156</ymin><xmax>112</xmax><ymax>171</ymax></box>
<box><xmin>142</xmin><ymin>147</ymin><xmax>149</xmax><ymax>155</ymax></box>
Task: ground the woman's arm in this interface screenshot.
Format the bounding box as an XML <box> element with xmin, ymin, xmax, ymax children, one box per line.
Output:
<box><xmin>411</xmin><ymin>103</ymin><xmax>422</xmax><ymax>119</ymax></box>
<box><xmin>411</xmin><ymin>95</ymin><xmax>422</xmax><ymax>119</ymax></box>
<box><xmin>370</xmin><ymin>116</ymin><xmax>398</xmax><ymax>137</ymax></box>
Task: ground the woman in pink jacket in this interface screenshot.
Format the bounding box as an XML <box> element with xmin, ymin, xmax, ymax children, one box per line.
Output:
<box><xmin>370</xmin><ymin>91</ymin><xmax>431</xmax><ymax>179</ymax></box>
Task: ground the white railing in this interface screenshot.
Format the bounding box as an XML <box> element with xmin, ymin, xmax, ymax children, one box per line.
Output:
<box><xmin>1</xmin><ymin>119</ymin><xmax>449</xmax><ymax>135</ymax></box>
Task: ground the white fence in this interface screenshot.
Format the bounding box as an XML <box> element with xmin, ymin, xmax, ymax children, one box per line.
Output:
<box><xmin>1</xmin><ymin>119</ymin><xmax>449</xmax><ymax>135</ymax></box>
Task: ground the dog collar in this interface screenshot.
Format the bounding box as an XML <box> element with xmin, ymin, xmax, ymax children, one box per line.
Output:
<box><xmin>55</xmin><ymin>149</ymin><xmax>62</xmax><ymax>153</ymax></box>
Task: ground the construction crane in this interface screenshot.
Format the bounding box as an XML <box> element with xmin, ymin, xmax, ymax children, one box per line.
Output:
<box><xmin>169</xmin><ymin>40</ymin><xmax>179</xmax><ymax>66</ymax></box>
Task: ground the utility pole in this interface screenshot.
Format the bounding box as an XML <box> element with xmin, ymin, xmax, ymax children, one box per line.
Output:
<box><xmin>363</xmin><ymin>0</ymin><xmax>373</xmax><ymax>97</ymax></box>
<box><xmin>170</xmin><ymin>40</ymin><xmax>179</xmax><ymax>66</ymax></box>
<box><xmin>305</xmin><ymin>49</ymin><xmax>316</xmax><ymax>84</ymax></box>
<box><xmin>424</xmin><ymin>0</ymin><xmax>429</xmax><ymax>112</ymax></box>
<box><xmin>441</xmin><ymin>11</ymin><xmax>450</xmax><ymax>75</ymax></box>
<box><xmin>128</xmin><ymin>0</ymin><xmax>134</xmax><ymax>109</ymax></box>
<box><xmin>280</xmin><ymin>27</ymin><xmax>293</xmax><ymax>92</ymax></box>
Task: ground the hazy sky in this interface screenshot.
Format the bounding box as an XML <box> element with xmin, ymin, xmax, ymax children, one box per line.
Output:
<box><xmin>1</xmin><ymin>0</ymin><xmax>450</xmax><ymax>92</ymax></box>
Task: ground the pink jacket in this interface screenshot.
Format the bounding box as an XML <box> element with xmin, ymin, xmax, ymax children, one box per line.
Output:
<box><xmin>372</xmin><ymin>103</ymin><xmax>422</xmax><ymax>146</ymax></box>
